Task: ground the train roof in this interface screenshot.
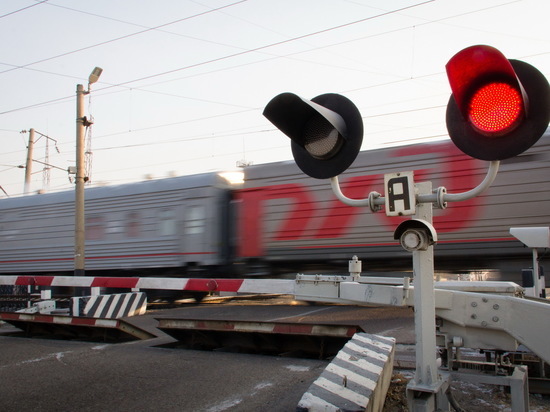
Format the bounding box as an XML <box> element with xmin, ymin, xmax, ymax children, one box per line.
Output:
<box><xmin>241</xmin><ymin>128</ymin><xmax>550</xmax><ymax>180</ymax></box>
<box><xmin>0</xmin><ymin>171</ymin><xmax>228</xmax><ymax>210</ymax></box>
<box><xmin>3</xmin><ymin>128</ymin><xmax>549</xmax><ymax>210</ymax></box>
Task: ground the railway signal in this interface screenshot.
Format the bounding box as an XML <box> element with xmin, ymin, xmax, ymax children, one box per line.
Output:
<box><xmin>261</xmin><ymin>45</ymin><xmax>550</xmax><ymax>411</ymax></box>
<box><xmin>263</xmin><ymin>92</ymin><xmax>363</xmax><ymax>179</ymax></box>
<box><xmin>445</xmin><ymin>45</ymin><xmax>550</xmax><ymax>160</ymax></box>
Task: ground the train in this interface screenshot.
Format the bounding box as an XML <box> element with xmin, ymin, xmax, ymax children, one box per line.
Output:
<box><xmin>1</xmin><ymin>130</ymin><xmax>549</xmax><ymax>283</ymax></box>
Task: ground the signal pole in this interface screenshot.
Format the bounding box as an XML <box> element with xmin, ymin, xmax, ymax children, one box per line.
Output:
<box><xmin>264</xmin><ymin>43</ymin><xmax>550</xmax><ymax>412</ymax></box>
<box><xmin>74</xmin><ymin>67</ymin><xmax>103</xmax><ymax>277</ymax></box>
<box><xmin>23</xmin><ymin>128</ymin><xmax>35</xmax><ymax>194</ymax></box>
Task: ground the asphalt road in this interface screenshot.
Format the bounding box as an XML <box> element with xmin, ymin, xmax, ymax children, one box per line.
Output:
<box><xmin>0</xmin><ymin>298</ymin><xmax>415</xmax><ymax>411</ymax></box>
<box><xmin>0</xmin><ymin>335</ymin><xmax>328</xmax><ymax>412</ymax></box>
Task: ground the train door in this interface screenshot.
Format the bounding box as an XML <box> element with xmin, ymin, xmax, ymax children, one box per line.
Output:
<box><xmin>181</xmin><ymin>200</ymin><xmax>207</xmax><ymax>266</ymax></box>
<box><xmin>219</xmin><ymin>190</ymin><xmax>237</xmax><ymax>267</ymax></box>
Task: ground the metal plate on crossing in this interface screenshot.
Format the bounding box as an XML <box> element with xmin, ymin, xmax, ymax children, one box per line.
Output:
<box><xmin>384</xmin><ymin>171</ymin><xmax>416</xmax><ymax>216</ymax></box>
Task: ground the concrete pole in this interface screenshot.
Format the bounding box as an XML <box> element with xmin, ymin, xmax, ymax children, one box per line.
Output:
<box><xmin>75</xmin><ymin>84</ymin><xmax>86</xmax><ymax>276</ymax></box>
<box><xmin>24</xmin><ymin>128</ymin><xmax>35</xmax><ymax>194</ymax></box>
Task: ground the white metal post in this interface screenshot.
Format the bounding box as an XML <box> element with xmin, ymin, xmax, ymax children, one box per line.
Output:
<box><xmin>327</xmin><ymin>161</ymin><xmax>503</xmax><ymax>411</ymax></box>
<box><xmin>407</xmin><ymin>181</ymin><xmax>449</xmax><ymax>411</ymax></box>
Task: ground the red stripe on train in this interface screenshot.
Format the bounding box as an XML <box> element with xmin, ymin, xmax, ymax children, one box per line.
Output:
<box><xmin>0</xmin><ymin>251</ymin><xmax>215</xmax><ymax>265</ymax></box>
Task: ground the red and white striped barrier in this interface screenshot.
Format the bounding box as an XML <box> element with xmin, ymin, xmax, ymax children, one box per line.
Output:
<box><xmin>0</xmin><ymin>275</ymin><xmax>295</xmax><ymax>295</ymax></box>
<box><xmin>0</xmin><ymin>311</ymin><xmax>156</xmax><ymax>340</ymax></box>
<box><xmin>157</xmin><ymin>318</ymin><xmax>359</xmax><ymax>338</ymax></box>
<box><xmin>0</xmin><ymin>312</ymin><xmax>120</xmax><ymax>328</ymax></box>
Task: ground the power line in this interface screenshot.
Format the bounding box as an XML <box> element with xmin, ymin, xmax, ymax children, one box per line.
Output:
<box><xmin>32</xmin><ymin>159</ymin><xmax>67</xmax><ymax>172</ymax></box>
<box><xmin>40</xmin><ymin>0</ymin><xmax>255</xmax><ymax>51</ymax></box>
<box><xmin>0</xmin><ymin>60</ymin><xmax>85</xmax><ymax>81</ymax></box>
<box><xmin>0</xmin><ymin>94</ymin><xmax>73</xmax><ymax>115</ymax></box>
<box><xmin>0</xmin><ymin>101</ymin><xmax>445</xmax><ymax>161</ymax></box>
<box><xmin>3</xmin><ymin>0</ymin><xmax>523</xmax><ymax>120</ymax></box>
<box><xmin>99</xmin><ymin>0</ymin><xmax>538</xmax><ymax>97</ymax></box>
<box><xmin>0</xmin><ymin>0</ymin><xmax>434</xmax><ymax>116</ymax></box>
<box><xmin>61</xmin><ymin>131</ymin><xmax>450</xmax><ymax>186</ymax></box>
<box><xmin>93</xmin><ymin>126</ymin><xmax>272</xmax><ymax>152</ymax></box>
<box><xmin>0</xmin><ymin>85</ymin><xmax>448</xmax><ymax>157</ymax></box>
<box><xmin>93</xmin><ymin>107</ymin><xmax>258</xmax><ymax>141</ymax></box>
<box><xmin>0</xmin><ymin>0</ymin><xmax>249</xmax><ymax>76</ymax></box>
<box><xmin>101</xmin><ymin>0</ymin><xmax>435</xmax><ymax>91</ymax></box>
<box><xmin>0</xmin><ymin>0</ymin><xmax>48</xmax><ymax>20</ymax></box>
<box><xmin>0</xmin><ymin>0</ymin><xmax>542</xmax><ymax>167</ymax></box>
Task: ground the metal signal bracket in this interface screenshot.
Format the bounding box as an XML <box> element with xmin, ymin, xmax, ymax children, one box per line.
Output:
<box><xmin>325</xmin><ymin>159</ymin><xmax>515</xmax><ymax>411</ymax></box>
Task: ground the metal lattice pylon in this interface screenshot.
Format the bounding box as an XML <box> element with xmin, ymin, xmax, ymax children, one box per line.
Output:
<box><xmin>42</xmin><ymin>136</ymin><xmax>50</xmax><ymax>190</ymax></box>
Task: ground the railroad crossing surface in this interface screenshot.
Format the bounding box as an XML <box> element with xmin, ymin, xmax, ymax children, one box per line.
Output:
<box><xmin>3</xmin><ymin>294</ymin><xmax>550</xmax><ymax>411</ymax></box>
<box><xmin>0</xmin><ymin>296</ymin><xmax>414</xmax><ymax>411</ymax></box>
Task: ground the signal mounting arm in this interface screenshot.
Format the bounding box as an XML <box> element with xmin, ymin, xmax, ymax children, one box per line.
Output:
<box><xmin>330</xmin><ymin>160</ymin><xmax>500</xmax><ymax>212</ymax></box>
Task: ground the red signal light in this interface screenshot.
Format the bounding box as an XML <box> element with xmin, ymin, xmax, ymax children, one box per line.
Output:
<box><xmin>446</xmin><ymin>45</ymin><xmax>550</xmax><ymax>160</ymax></box>
<box><xmin>468</xmin><ymin>82</ymin><xmax>523</xmax><ymax>135</ymax></box>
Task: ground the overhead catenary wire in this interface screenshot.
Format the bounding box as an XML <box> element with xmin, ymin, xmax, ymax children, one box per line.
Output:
<box><xmin>1</xmin><ymin>0</ymin><xmax>548</xmax><ymax>194</ymax></box>
<box><xmin>0</xmin><ymin>0</ymin><xmax>434</xmax><ymax>116</ymax></box>
<box><xmin>0</xmin><ymin>0</ymin><xmax>537</xmax><ymax>129</ymax></box>
<box><xmin>0</xmin><ymin>0</ymin><xmax>250</xmax><ymax>77</ymax></box>
<box><xmin>98</xmin><ymin>0</ymin><xmax>436</xmax><ymax>91</ymax></box>
<box><xmin>0</xmin><ymin>0</ymin><xmax>532</xmax><ymax>120</ymax></box>
<box><xmin>0</xmin><ymin>98</ymin><xmax>446</xmax><ymax>161</ymax></box>
<box><xmin>0</xmin><ymin>1</ymin><xmax>451</xmax><ymax>188</ymax></box>
<box><xmin>0</xmin><ymin>0</ymin><xmax>48</xmax><ymax>20</ymax></box>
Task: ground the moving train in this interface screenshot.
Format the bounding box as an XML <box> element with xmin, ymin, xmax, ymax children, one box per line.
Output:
<box><xmin>1</xmin><ymin>130</ymin><xmax>549</xmax><ymax>282</ymax></box>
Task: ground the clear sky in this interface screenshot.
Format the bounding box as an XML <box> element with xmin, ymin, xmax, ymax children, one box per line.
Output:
<box><xmin>1</xmin><ymin>0</ymin><xmax>549</xmax><ymax>197</ymax></box>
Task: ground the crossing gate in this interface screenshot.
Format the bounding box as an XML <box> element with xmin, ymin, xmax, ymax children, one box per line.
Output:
<box><xmin>0</xmin><ymin>275</ymin><xmax>295</xmax><ymax>294</ymax></box>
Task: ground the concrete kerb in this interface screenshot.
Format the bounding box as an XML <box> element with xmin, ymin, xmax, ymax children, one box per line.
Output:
<box><xmin>297</xmin><ymin>333</ymin><xmax>396</xmax><ymax>412</ymax></box>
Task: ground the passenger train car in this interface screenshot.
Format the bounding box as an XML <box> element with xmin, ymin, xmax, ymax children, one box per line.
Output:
<box><xmin>1</xmin><ymin>130</ymin><xmax>549</xmax><ymax>281</ymax></box>
<box><xmin>237</xmin><ymin>131</ymin><xmax>550</xmax><ymax>281</ymax></box>
<box><xmin>0</xmin><ymin>173</ymin><xmax>234</xmax><ymax>276</ymax></box>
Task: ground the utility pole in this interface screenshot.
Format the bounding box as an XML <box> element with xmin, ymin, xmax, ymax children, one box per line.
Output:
<box><xmin>24</xmin><ymin>128</ymin><xmax>35</xmax><ymax>194</ymax></box>
<box><xmin>74</xmin><ymin>67</ymin><xmax>103</xmax><ymax>277</ymax></box>
<box><xmin>74</xmin><ymin>84</ymin><xmax>86</xmax><ymax>276</ymax></box>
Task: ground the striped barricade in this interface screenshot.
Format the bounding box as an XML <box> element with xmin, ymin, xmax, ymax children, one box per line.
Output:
<box><xmin>297</xmin><ymin>333</ymin><xmax>396</xmax><ymax>412</ymax></box>
<box><xmin>72</xmin><ymin>292</ymin><xmax>147</xmax><ymax>318</ymax></box>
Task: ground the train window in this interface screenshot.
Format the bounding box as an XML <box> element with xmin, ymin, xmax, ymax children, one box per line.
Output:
<box><xmin>185</xmin><ymin>205</ymin><xmax>205</xmax><ymax>235</ymax></box>
<box><xmin>86</xmin><ymin>216</ymin><xmax>105</xmax><ymax>240</ymax></box>
<box><xmin>126</xmin><ymin>211</ymin><xmax>140</xmax><ymax>238</ymax></box>
<box><xmin>158</xmin><ymin>209</ymin><xmax>177</xmax><ymax>236</ymax></box>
